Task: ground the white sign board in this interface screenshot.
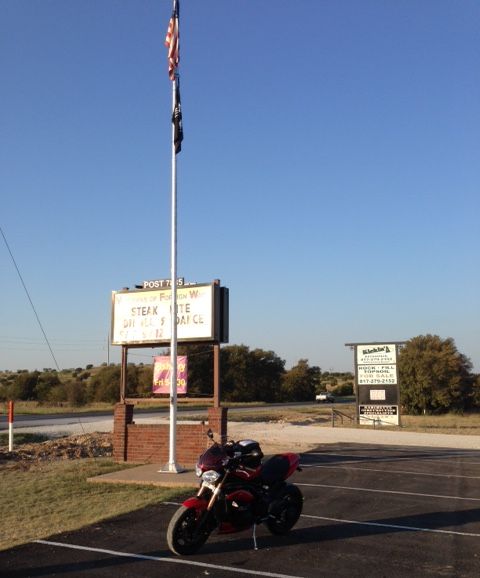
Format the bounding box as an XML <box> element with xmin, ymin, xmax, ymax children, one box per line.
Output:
<box><xmin>349</xmin><ymin>341</ymin><xmax>402</xmax><ymax>427</ymax></box>
<box><xmin>111</xmin><ymin>284</ymin><xmax>215</xmax><ymax>345</ymax></box>
<box><xmin>357</xmin><ymin>344</ymin><xmax>396</xmax><ymax>365</ymax></box>
<box><xmin>358</xmin><ymin>365</ymin><xmax>397</xmax><ymax>385</ymax></box>
<box><xmin>359</xmin><ymin>404</ymin><xmax>398</xmax><ymax>426</ymax></box>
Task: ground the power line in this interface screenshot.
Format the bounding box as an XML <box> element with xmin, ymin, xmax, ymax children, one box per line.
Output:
<box><xmin>0</xmin><ymin>337</ymin><xmax>105</xmax><ymax>344</ymax></box>
<box><xmin>0</xmin><ymin>225</ymin><xmax>60</xmax><ymax>371</ymax></box>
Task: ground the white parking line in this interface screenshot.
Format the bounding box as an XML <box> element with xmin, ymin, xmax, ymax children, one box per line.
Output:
<box><xmin>34</xmin><ymin>540</ymin><xmax>305</xmax><ymax>578</ymax></box>
<box><xmin>306</xmin><ymin>451</ymin><xmax>480</xmax><ymax>466</ymax></box>
<box><xmin>301</xmin><ymin>463</ymin><xmax>480</xmax><ymax>480</ymax></box>
<box><xmin>296</xmin><ymin>482</ymin><xmax>480</xmax><ymax>502</ymax></box>
<box><xmin>301</xmin><ymin>514</ymin><xmax>480</xmax><ymax>538</ymax></box>
<box><xmin>308</xmin><ymin>448</ymin><xmax>480</xmax><ymax>457</ymax></box>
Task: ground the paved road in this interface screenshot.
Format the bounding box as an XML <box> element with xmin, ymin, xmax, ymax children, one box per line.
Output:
<box><xmin>0</xmin><ymin>402</ymin><xmax>349</xmax><ymax>432</ymax></box>
<box><xmin>0</xmin><ymin>412</ymin><xmax>114</xmax><ymax>430</ymax></box>
<box><xmin>2</xmin><ymin>442</ymin><xmax>480</xmax><ymax>577</ymax></box>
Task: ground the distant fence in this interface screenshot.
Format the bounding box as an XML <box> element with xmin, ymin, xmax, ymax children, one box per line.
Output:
<box><xmin>331</xmin><ymin>408</ymin><xmax>355</xmax><ymax>427</ymax></box>
<box><xmin>331</xmin><ymin>408</ymin><xmax>386</xmax><ymax>428</ymax></box>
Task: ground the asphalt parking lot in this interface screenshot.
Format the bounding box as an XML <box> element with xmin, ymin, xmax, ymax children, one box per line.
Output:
<box><xmin>1</xmin><ymin>442</ymin><xmax>480</xmax><ymax>577</ymax></box>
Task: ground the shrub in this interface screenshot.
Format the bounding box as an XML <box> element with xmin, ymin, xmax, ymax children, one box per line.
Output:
<box><xmin>333</xmin><ymin>382</ymin><xmax>354</xmax><ymax>396</ymax></box>
<box><xmin>65</xmin><ymin>381</ymin><xmax>87</xmax><ymax>406</ymax></box>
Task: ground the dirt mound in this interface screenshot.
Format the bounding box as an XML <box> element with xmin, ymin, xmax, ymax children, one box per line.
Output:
<box><xmin>0</xmin><ymin>433</ymin><xmax>113</xmax><ymax>467</ymax></box>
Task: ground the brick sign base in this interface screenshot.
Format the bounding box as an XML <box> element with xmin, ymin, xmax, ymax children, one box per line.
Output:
<box><xmin>113</xmin><ymin>403</ymin><xmax>228</xmax><ymax>466</ymax></box>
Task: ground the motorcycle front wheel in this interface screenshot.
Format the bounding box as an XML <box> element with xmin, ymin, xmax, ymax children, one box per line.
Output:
<box><xmin>167</xmin><ymin>506</ymin><xmax>212</xmax><ymax>556</ymax></box>
<box><xmin>266</xmin><ymin>485</ymin><xmax>303</xmax><ymax>535</ymax></box>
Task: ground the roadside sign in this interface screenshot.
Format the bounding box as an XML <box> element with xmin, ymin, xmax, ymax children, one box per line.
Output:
<box><xmin>345</xmin><ymin>341</ymin><xmax>405</xmax><ymax>427</ymax></box>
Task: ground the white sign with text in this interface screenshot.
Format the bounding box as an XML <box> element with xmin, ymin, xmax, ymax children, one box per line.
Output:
<box><xmin>358</xmin><ymin>364</ymin><xmax>397</xmax><ymax>385</ymax></box>
<box><xmin>357</xmin><ymin>344</ymin><xmax>396</xmax><ymax>365</ymax></box>
<box><xmin>111</xmin><ymin>284</ymin><xmax>214</xmax><ymax>345</ymax></box>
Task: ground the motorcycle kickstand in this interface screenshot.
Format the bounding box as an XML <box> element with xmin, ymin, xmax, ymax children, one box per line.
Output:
<box><xmin>252</xmin><ymin>523</ymin><xmax>259</xmax><ymax>551</ymax></box>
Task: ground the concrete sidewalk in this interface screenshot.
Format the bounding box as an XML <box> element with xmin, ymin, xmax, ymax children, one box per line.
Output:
<box><xmin>88</xmin><ymin>464</ymin><xmax>198</xmax><ymax>488</ymax></box>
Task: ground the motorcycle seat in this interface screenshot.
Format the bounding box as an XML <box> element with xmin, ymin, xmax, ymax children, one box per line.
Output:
<box><xmin>260</xmin><ymin>454</ymin><xmax>290</xmax><ymax>484</ymax></box>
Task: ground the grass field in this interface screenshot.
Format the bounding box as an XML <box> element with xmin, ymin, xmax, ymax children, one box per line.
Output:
<box><xmin>0</xmin><ymin>398</ymin><xmax>218</xmax><ymax>415</ymax></box>
<box><xmin>227</xmin><ymin>405</ymin><xmax>480</xmax><ymax>436</ymax></box>
<box><xmin>400</xmin><ymin>412</ymin><xmax>480</xmax><ymax>436</ymax></box>
<box><xmin>0</xmin><ymin>458</ymin><xmax>188</xmax><ymax>552</ymax></box>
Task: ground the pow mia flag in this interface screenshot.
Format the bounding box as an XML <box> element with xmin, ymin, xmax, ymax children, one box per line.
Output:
<box><xmin>173</xmin><ymin>77</ymin><xmax>183</xmax><ymax>154</ymax></box>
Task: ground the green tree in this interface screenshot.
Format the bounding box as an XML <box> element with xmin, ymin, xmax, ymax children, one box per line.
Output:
<box><xmin>47</xmin><ymin>384</ymin><xmax>67</xmax><ymax>404</ymax></box>
<box><xmin>470</xmin><ymin>374</ymin><xmax>480</xmax><ymax>408</ymax></box>
<box><xmin>280</xmin><ymin>359</ymin><xmax>321</xmax><ymax>402</ymax></box>
<box><xmin>398</xmin><ymin>335</ymin><xmax>473</xmax><ymax>414</ymax></box>
<box><xmin>250</xmin><ymin>348</ymin><xmax>286</xmax><ymax>402</ymax></box>
<box><xmin>220</xmin><ymin>345</ymin><xmax>252</xmax><ymax>402</ymax></box>
<box><xmin>333</xmin><ymin>381</ymin><xmax>354</xmax><ymax>396</ymax></box>
<box><xmin>135</xmin><ymin>364</ymin><xmax>154</xmax><ymax>397</ymax></box>
<box><xmin>0</xmin><ymin>373</ymin><xmax>16</xmax><ymax>401</ymax></box>
<box><xmin>178</xmin><ymin>344</ymin><xmax>214</xmax><ymax>396</ymax></box>
<box><xmin>35</xmin><ymin>372</ymin><xmax>61</xmax><ymax>402</ymax></box>
<box><xmin>65</xmin><ymin>380</ymin><xmax>87</xmax><ymax>406</ymax></box>
<box><xmin>220</xmin><ymin>345</ymin><xmax>285</xmax><ymax>402</ymax></box>
<box><xmin>9</xmin><ymin>371</ymin><xmax>40</xmax><ymax>400</ymax></box>
<box><xmin>88</xmin><ymin>365</ymin><xmax>126</xmax><ymax>403</ymax></box>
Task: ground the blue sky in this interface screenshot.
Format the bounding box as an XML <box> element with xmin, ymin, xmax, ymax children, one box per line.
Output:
<box><xmin>1</xmin><ymin>0</ymin><xmax>478</xmax><ymax>373</ymax></box>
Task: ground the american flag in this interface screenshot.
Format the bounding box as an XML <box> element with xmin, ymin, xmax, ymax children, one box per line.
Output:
<box><xmin>165</xmin><ymin>0</ymin><xmax>179</xmax><ymax>80</ymax></box>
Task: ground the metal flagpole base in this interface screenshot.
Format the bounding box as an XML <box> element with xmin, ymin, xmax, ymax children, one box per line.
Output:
<box><xmin>158</xmin><ymin>462</ymin><xmax>185</xmax><ymax>474</ymax></box>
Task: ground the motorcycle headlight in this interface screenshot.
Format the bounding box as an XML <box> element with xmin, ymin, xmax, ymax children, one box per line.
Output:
<box><xmin>201</xmin><ymin>470</ymin><xmax>221</xmax><ymax>484</ymax></box>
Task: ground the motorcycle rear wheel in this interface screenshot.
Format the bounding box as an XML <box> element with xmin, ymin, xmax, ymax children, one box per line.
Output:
<box><xmin>266</xmin><ymin>485</ymin><xmax>303</xmax><ymax>535</ymax></box>
<box><xmin>167</xmin><ymin>506</ymin><xmax>211</xmax><ymax>556</ymax></box>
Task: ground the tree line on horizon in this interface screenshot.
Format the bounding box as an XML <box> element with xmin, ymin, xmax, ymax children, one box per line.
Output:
<box><xmin>0</xmin><ymin>344</ymin><xmax>346</xmax><ymax>406</ymax></box>
<box><xmin>1</xmin><ymin>335</ymin><xmax>479</xmax><ymax>414</ymax></box>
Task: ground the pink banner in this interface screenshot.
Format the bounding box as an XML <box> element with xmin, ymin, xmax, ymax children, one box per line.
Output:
<box><xmin>153</xmin><ymin>356</ymin><xmax>187</xmax><ymax>394</ymax></box>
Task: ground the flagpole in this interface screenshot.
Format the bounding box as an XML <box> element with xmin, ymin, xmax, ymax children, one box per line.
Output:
<box><xmin>161</xmin><ymin>0</ymin><xmax>183</xmax><ymax>474</ymax></box>
<box><xmin>168</xmin><ymin>72</ymin><xmax>180</xmax><ymax>472</ymax></box>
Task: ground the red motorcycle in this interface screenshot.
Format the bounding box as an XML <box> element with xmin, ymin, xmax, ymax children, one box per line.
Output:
<box><xmin>167</xmin><ymin>431</ymin><xmax>303</xmax><ymax>555</ymax></box>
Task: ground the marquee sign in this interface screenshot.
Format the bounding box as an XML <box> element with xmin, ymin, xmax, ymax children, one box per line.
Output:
<box><xmin>111</xmin><ymin>282</ymin><xmax>229</xmax><ymax>346</ymax></box>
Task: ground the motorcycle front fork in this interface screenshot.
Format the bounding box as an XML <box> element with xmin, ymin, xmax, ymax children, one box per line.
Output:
<box><xmin>197</xmin><ymin>478</ymin><xmax>268</xmax><ymax>551</ymax></box>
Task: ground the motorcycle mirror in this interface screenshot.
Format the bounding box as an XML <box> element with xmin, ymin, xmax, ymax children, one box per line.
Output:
<box><xmin>207</xmin><ymin>428</ymin><xmax>214</xmax><ymax>440</ymax></box>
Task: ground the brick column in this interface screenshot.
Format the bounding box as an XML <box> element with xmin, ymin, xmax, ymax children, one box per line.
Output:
<box><xmin>113</xmin><ymin>403</ymin><xmax>134</xmax><ymax>462</ymax></box>
<box><xmin>208</xmin><ymin>407</ymin><xmax>228</xmax><ymax>444</ymax></box>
